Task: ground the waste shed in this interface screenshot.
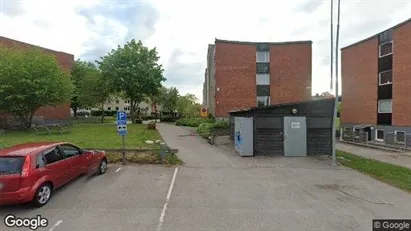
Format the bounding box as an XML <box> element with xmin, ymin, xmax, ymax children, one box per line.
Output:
<box><xmin>229</xmin><ymin>98</ymin><xmax>335</xmax><ymax>157</ymax></box>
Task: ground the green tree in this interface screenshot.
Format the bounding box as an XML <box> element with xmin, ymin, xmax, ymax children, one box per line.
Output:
<box><xmin>98</xmin><ymin>39</ymin><xmax>165</xmax><ymax>123</ymax></box>
<box><xmin>159</xmin><ymin>86</ymin><xmax>179</xmax><ymax>114</ymax></box>
<box><xmin>0</xmin><ymin>45</ymin><xmax>73</xmax><ymax>128</ymax></box>
<box><xmin>176</xmin><ymin>93</ymin><xmax>200</xmax><ymax>118</ymax></box>
<box><xmin>70</xmin><ymin>60</ymin><xmax>98</xmax><ymax>116</ymax></box>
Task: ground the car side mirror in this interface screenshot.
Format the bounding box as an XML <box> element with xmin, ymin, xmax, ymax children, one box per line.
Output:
<box><xmin>36</xmin><ymin>164</ymin><xmax>40</xmax><ymax>168</ymax></box>
<box><xmin>79</xmin><ymin>149</ymin><xmax>84</xmax><ymax>154</ymax></box>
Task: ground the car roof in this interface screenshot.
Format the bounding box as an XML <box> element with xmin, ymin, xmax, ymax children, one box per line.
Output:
<box><xmin>0</xmin><ymin>142</ymin><xmax>67</xmax><ymax>157</ymax></box>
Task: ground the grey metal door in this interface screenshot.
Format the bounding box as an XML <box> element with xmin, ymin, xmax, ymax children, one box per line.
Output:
<box><xmin>283</xmin><ymin>117</ymin><xmax>307</xmax><ymax>157</ymax></box>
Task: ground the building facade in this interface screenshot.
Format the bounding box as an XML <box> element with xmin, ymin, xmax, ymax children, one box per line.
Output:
<box><xmin>203</xmin><ymin>39</ymin><xmax>312</xmax><ymax>119</ymax></box>
<box><xmin>0</xmin><ymin>36</ymin><xmax>74</xmax><ymax>124</ymax></box>
<box><xmin>74</xmin><ymin>98</ymin><xmax>161</xmax><ymax>116</ymax></box>
<box><xmin>340</xmin><ymin>18</ymin><xmax>411</xmax><ymax>146</ymax></box>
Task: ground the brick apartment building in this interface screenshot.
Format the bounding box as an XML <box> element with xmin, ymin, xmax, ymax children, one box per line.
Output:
<box><xmin>0</xmin><ymin>36</ymin><xmax>74</xmax><ymax>125</ymax></box>
<box><xmin>203</xmin><ymin>39</ymin><xmax>312</xmax><ymax>119</ymax></box>
<box><xmin>340</xmin><ymin>18</ymin><xmax>411</xmax><ymax>146</ymax></box>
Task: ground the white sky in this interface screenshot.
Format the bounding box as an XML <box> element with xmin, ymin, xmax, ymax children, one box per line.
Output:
<box><xmin>1</xmin><ymin>0</ymin><xmax>410</xmax><ymax>102</ymax></box>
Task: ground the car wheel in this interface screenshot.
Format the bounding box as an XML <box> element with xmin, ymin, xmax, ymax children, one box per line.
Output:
<box><xmin>33</xmin><ymin>183</ymin><xmax>52</xmax><ymax>207</ymax></box>
<box><xmin>98</xmin><ymin>159</ymin><xmax>107</xmax><ymax>175</ymax></box>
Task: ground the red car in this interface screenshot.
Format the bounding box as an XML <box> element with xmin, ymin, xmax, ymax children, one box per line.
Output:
<box><xmin>0</xmin><ymin>142</ymin><xmax>107</xmax><ymax>207</ymax></box>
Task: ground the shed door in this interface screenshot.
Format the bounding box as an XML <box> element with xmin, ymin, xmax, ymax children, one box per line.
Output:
<box><xmin>284</xmin><ymin>117</ymin><xmax>307</xmax><ymax>157</ymax></box>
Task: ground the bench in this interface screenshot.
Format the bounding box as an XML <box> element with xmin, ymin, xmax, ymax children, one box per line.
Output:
<box><xmin>33</xmin><ymin>124</ymin><xmax>72</xmax><ymax>135</ymax></box>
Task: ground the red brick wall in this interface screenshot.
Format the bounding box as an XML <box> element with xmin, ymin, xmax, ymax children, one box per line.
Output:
<box><xmin>214</xmin><ymin>41</ymin><xmax>312</xmax><ymax>117</ymax></box>
<box><xmin>392</xmin><ymin>22</ymin><xmax>411</xmax><ymax>126</ymax></box>
<box><xmin>269</xmin><ymin>43</ymin><xmax>312</xmax><ymax>104</ymax></box>
<box><xmin>341</xmin><ymin>37</ymin><xmax>378</xmax><ymax>124</ymax></box>
<box><xmin>214</xmin><ymin>42</ymin><xmax>257</xmax><ymax>117</ymax></box>
<box><xmin>0</xmin><ymin>36</ymin><xmax>74</xmax><ymax>120</ymax></box>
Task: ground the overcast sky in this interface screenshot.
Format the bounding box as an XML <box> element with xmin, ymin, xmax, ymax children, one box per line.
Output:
<box><xmin>1</xmin><ymin>0</ymin><xmax>410</xmax><ymax>101</ymax></box>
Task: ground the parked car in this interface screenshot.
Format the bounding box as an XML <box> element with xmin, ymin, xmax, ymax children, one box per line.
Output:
<box><xmin>0</xmin><ymin>142</ymin><xmax>107</xmax><ymax>207</ymax></box>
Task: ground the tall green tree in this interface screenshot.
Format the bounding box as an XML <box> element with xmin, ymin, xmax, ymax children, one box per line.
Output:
<box><xmin>0</xmin><ymin>45</ymin><xmax>73</xmax><ymax>128</ymax></box>
<box><xmin>176</xmin><ymin>93</ymin><xmax>200</xmax><ymax>118</ymax></box>
<box><xmin>70</xmin><ymin>60</ymin><xmax>98</xmax><ymax>117</ymax></box>
<box><xmin>98</xmin><ymin>39</ymin><xmax>165</xmax><ymax>123</ymax></box>
<box><xmin>159</xmin><ymin>86</ymin><xmax>179</xmax><ymax>114</ymax></box>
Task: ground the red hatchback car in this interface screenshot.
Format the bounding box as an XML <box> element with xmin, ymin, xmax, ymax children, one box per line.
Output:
<box><xmin>0</xmin><ymin>142</ymin><xmax>107</xmax><ymax>207</ymax></box>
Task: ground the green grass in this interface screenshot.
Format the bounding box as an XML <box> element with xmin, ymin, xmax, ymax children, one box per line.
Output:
<box><xmin>337</xmin><ymin>150</ymin><xmax>411</xmax><ymax>192</ymax></box>
<box><xmin>106</xmin><ymin>152</ymin><xmax>183</xmax><ymax>165</ymax></box>
<box><xmin>335</xmin><ymin>117</ymin><xmax>340</xmax><ymax>129</ymax></box>
<box><xmin>1</xmin><ymin>123</ymin><xmax>162</xmax><ymax>149</ymax></box>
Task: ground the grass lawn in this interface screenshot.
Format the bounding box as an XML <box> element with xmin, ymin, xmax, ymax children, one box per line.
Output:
<box><xmin>1</xmin><ymin>123</ymin><xmax>162</xmax><ymax>149</ymax></box>
<box><xmin>337</xmin><ymin>150</ymin><xmax>411</xmax><ymax>192</ymax></box>
<box><xmin>335</xmin><ymin>117</ymin><xmax>340</xmax><ymax>130</ymax></box>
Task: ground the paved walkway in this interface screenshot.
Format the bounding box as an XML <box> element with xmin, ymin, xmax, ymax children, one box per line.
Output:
<box><xmin>336</xmin><ymin>142</ymin><xmax>411</xmax><ymax>169</ymax></box>
<box><xmin>155</xmin><ymin>123</ymin><xmax>411</xmax><ymax>231</ymax></box>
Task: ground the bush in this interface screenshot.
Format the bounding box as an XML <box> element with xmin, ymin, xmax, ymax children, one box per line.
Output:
<box><xmin>141</xmin><ymin>115</ymin><xmax>156</xmax><ymax>121</ymax></box>
<box><xmin>90</xmin><ymin>110</ymin><xmax>116</xmax><ymax>117</ymax></box>
<box><xmin>161</xmin><ymin>116</ymin><xmax>178</xmax><ymax>123</ymax></box>
<box><xmin>175</xmin><ymin>117</ymin><xmax>214</xmax><ymax>127</ymax></box>
<box><xmin>211</xmin><ymin>120</ymin><xmax>229</xmax><ymax>129</ymax></box>
<box><xmin>147</xmin><ymin>121</ymin><xmax>156</xmax><ymax>130</ymax></box>
<box><xmin>196</xmin><ymin>122</ymin><xmax>214</xmax><ymax>138</ymax></box>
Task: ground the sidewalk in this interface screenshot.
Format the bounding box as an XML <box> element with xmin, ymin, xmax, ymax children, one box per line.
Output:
<box><xmin>336</xmin><ymin>142</ymin><xmax>411</xmax><ymax>169</ymax></box>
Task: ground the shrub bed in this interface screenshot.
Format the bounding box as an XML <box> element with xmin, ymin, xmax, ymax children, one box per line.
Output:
<box><xmin>175</xmin><ymin>117</ymin><xmax>215</xmax><ymax>127</ymax></box>
<box><xmin>196</xmin><ymin>120</ymin><xmax>230</xmax><ymax>138</ymax></box>
<box><xmin>106</xmin><ymin>152</ymin><xmax>183</xmax><ymax>165</ymax></box>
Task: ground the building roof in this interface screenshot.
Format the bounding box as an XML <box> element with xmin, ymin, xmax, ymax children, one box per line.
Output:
<box><xmin>228</xmin><ymin>98</ymin><xmax>335</xmax><ymax>114</ymax></box>
<box><xmin>0</xmin><ymin>36</ymin><xmax>74</xmax><ymax>56</ymax></box>
<box><xmin>215</xmin><ymin>38</ymin><xmax>312</xmax><ymax>46</ymax></box>
<box><xmin>341</xmin><ymin>17</ymin><xmax>411</xmax><ymax>50</ymax></box>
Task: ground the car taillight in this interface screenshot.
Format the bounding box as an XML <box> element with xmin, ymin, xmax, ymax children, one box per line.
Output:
<box><xmin>21</xmin><ymin>155</ymin><xmax>31</xmax><ymax>177</ymax></box>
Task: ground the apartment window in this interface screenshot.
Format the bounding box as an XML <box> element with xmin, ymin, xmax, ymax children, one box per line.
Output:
<box><xmin>257</xmin><ymin>85</ymin><xmax>270</xmax><ymax>96</ymax></box>
<box><xmin>395</xmin><ymin>131</ymin><xmax>406</xmax><ymax>143</ymax></box>
<box><xmin>257</xmin><ymin>96</ymin><xmax>269</xmax><ymax>107</ymax></box>
<box><xmin>256</xmin><ymin>52</ymin><xmax>269</xmax><ymax>63</ymax></box>
<box><xmin>256</xmin><ymin>43</ymin><xmax>269</xmax><ymax>52</ymax></box>
<box><xmin>107</xmin><ymin>107</ymin><xmax>111</xmax><ymax>111</ymax></box>
<box><xmin>115</xmin><ymin>107</ymin><xmax>119</xmax><ymax>111</ymax></box>
<box><xmin>256</xmin><ymin>74</ymin><xmax>270</xmax><ymax>85</ymax></box>
<box><xmin>378</xmin><ymin>99</ymin><xmax>392</xmax><ymax>113</ymax></box>
<box><xmin>379</xmin><ymin>42</ymin><xmax>393</xmax><ymax>57</ymax></box>
<box><xmin>256</xmin><ymin>63</ymin><xmax>270</xmax><ymax>74</ymax></box>
<box><xmin>379</xmin><ymin>70</ymin><xmax>392</xmax><ymax>85</ymax></box>
<box><xmin>375</xmin><ymin>129</ymin><xmax>384</xmax><ymax>141</ymax></box>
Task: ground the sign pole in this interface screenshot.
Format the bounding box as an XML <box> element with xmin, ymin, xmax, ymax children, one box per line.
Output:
<box><xmin>122</xmin><ymin>135</ymin><xmax>126</xmax><ymax>165</ymax></box>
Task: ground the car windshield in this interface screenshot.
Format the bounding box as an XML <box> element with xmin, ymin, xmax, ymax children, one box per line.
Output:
<box><xmin>0</xmin><ymin>156</ymin><xmax>25</xmax><ymax>175</ymax></box>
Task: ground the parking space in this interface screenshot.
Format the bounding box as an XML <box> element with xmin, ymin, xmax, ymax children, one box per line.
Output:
<box><xmin>0</xmin><ymin>165</ymin><xmax>176</xmax><ymax>231</ymax></box>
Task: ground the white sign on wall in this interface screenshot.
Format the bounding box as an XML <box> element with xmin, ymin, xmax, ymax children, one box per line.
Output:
<box><xmin>291</xmin><ymin>122</ymin><xmax>300</xmax><ymax>129</ymax></box>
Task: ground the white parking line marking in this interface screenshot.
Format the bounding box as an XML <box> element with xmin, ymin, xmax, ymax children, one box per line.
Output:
<box><xmin>156</xmin><ymin>167</ymin><xmax>178</xmax><ymax>231</ymax></box>
<box><xmin>115</xmin><ymin>167</ymin><xmax>121</xmax><ymax>172</ymax></box>
<box><xmin>48</xmin><ymin>220</ymin><xmax>63</xmax><ymax>231</ymax></box>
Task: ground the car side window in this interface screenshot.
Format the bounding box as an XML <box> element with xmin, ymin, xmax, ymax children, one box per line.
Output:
<box><xmin>59</xmin><ymin>145</ymin><xmax>80</xmax><ymax>158</ymax></box>
<box><xmin>44</xmin><ymin>148</ymin><xmax>63</xmax><ymax>165</ymax></box>
<box><xmin>36</xmin><ymin>153</ymin><xmax>46</xmax><ymax>168</ymax></box>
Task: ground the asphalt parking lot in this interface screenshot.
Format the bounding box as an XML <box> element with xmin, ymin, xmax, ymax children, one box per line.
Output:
<box><xmin>1</xmin><ymin>123</ymin><xmax>411</xmax><ymax>231</ymax></box>
<box><xmin>0</xmin><ymin>164</ymin><xmax>176</xmax><ymax>231</ymax></box>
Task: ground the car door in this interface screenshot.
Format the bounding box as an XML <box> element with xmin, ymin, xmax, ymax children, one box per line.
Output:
<box><xmin>43</xmin><ymin>148</ymin><xmax>70</xmax><ymax>188</ymax></box>
<box><xmin>57</xmin><ymin>144</ymin><xmax>84</xmax><ymax>179</ymax></box>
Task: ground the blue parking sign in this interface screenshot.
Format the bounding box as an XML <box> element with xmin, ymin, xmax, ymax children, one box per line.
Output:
<box><xmin>116</xmin><ymin>111</ymin><xmax>127</xmax><ymax>135</ymax></box>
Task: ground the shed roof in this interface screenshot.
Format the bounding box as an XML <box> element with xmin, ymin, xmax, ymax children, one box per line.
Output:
<box><xmin>228</xmin><ymin>98</ymin><xmax>335</xmax><ymax>114</ymax></box>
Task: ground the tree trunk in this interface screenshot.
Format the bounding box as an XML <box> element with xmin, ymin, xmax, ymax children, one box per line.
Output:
<box><xmin>73</xmin><ymin>107</ymin><xmax>78</xmax><ymax>118</ymax></box>
<box><xmin>100</xmin><ymin>103</ymin><xmax>105</xmax><ymax>123</ymax></box>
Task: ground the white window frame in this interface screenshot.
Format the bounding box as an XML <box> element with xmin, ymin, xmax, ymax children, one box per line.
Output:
<box><xmin>378</xmin><ymin>99</ymin><xmax>392</xmax><ymax>113</ymax></box>
<box><xmin>257</xmin><ymin>96</ymin><xmax>270</xmax><ymax>107</ymax></box>
<box><xmin>378</xmin><ymin>41</ymin><xmax>393</xmax><ymax>58</ymax></box>
<box><xmin>375</xmin><ymin>129</ymin><xmax>384</xmax><ymax>141</ymax></box>
<box><xmin>394</xmin><ymin>131</ymin><xmax>406</xmax><ymax>144</ymax></box>
<box><xmin>256</xmin><ymin>51</ymin><xmax>270</xmax><ymax>63</ymax></box>
<box><xmin>256</xmin><ymin>74</ymin><xmax>270</xmax><ymax>85</ymax></box>
<box><xmin>378</xmin><ymin>70</ymin><xmax>393</xmax><ymax>86</ymax></box>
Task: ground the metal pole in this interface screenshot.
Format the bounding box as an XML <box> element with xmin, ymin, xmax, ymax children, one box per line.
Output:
<box><xmin>122</xmin><ymin>135</ymin><xmax>126</xmax><ymax>165</ymax></box>
<box><xmin>330</xmin><ymin>0</ymin><xmax>334</xmax><ymax>91</ymax></box>
<box><xmin>332</xmin><ymin>0</ymin><xmax>341</xmax><ymax>166</ymax></box>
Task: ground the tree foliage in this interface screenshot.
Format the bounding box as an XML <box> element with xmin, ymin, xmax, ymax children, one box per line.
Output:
<box><xmin>98</xmin><ymin>39</ymin><xmax>165</xmax><ymax>122</ymax></box>
<box><xmin>177</xmin><ymin>93</ymin><xmax>201</xmax><ymax>118</ymax></box>
<box><xmin>0</xmin><ymin>45</ymin><xmax>73</xmax><ymax>128</ymax></box>
<box><xmin>70</xmin><ymin>60</ymin><xmax>99</xmax><ymax>116</ymax></box>
<box><xmin>159</xmin><ymin>86</ymin><xmax>179</xmax><ymax>113</ymax></box>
